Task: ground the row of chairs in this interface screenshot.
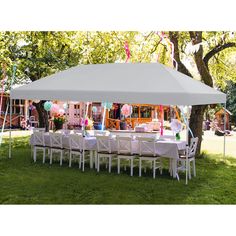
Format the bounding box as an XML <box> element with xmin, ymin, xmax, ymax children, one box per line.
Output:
<box><xmin>32</xmin><ymin>129</ymin><xmax>198</xmax><ymax>181</ymax></box>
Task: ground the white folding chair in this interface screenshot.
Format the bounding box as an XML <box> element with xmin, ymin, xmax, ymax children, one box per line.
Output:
<box><xmin>96</xmin><ymin>136</ymin><xmax>117</xmax><ymax>173</ymax></box>
<box><xmin>137</xmin><ymin>137</ymin><xmax>162</xmax><ymax>179</ymax></box>
<box><xmin>68</xmin><ymin>134</ymin><xmax>83</xmax><ymax>168</ymax></box>
<box><xmin>33</xmin><ymin>130</ymin><xmax>48</xmax><ymax>163</ymax></box>
<box><xmin>117</xmin><ymin>136</ymin><xmax>137</xmax><ymax>176</ymax></box>
<box><xmin>49</xmin><ymin>132</ymin><xmax>64</xmax><ymax>166</ymax></box>
<box><xmin>177</xmin><ymin>137</ymin><xmax>198</xmax><ymax>184</ymax></box>
<box><xmin>29</xmin><ymin>116</ymin><xmax>39</xmax><ymax>128</ymax></box>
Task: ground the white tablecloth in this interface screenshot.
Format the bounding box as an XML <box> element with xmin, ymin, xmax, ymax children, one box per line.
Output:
<box><xmin>30</xmin><ymin>133</ymin><xmax>186</xmax><ymax>159</ymax></box>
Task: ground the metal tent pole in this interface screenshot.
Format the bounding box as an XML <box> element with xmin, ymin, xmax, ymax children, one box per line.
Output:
<box><xmin>186</xmin><ymin>106</ymin><xmax>189</xmax><ymax>144</ymax></box>
<box><xmin>223</xmin><ymin>103</ymin><xmax>226</xmax><ymax>161</ymax></box>
<box><xmin>9</xmin><ymin>98</ymin><xmax>12</xmax><ymax>158</ymax></box>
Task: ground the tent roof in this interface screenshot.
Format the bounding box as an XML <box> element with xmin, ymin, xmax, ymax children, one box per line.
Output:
<box><xmin>10</xmin><ymin>63</ymin><xmax>226</xmax><ymax>105</ymax></box>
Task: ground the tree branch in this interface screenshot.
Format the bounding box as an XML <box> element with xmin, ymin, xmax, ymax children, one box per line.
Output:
<box><xmin>203</xmin><ymin>42</ymin><xmax>236</xmax><ymax>69</ymax></box>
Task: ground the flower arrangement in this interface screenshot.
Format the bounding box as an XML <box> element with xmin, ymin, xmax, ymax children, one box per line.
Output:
<box><xmin>80</xmin><ymin>117</ymin><xmax>94</xmax><ymax>130</ymax></box>
<box><xmin>53</xmin><ymin>114</ymin><xmax>66</xmax><ymax>131</ymax></box>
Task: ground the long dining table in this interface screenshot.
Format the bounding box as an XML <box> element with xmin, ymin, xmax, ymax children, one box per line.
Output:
<box><xmin>30</xmin><ymin>132</ymin><xmax>187</xmax><ymax>178</ymax></box>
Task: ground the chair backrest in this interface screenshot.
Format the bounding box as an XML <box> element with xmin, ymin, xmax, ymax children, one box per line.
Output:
<box><xmin>33</xmin><ymin>128</ymin><xmax>45</xmax><ymax>133</ymax></box>
<box><xmin>69</xmin><ymin>133</ymin><xmax>83</xmax><ymax>151</ymax></box>
<box><xmin>117</xmin><ymin>136</ymin><xmax>133</xmax><ymax>155</ymax></box>
<box><xmin>33</xmin><ymin>130</ymin><xmax>45</xmax><ymax>146</ymax></box>
<box><xmin>159</xmin><ymin>135</ymin><xmax>175</xmax><ymax>140</ymax></box>
<box><xmin>29</xmin><ymin>116</ymin><xmax>35</xmax><ymax>122</ymax></box>
<box><xmin>96</xmin><ymin>136</ymin><xmax>111</xmax><ymax>153</ymax></box>
<box><xmin>188</xmin><ymin>137</ymin><xmax>198</xmax><ymax>158</ymax></box>
<box><xmin>136</xmin><ymin>137</ymin><xmax>156</xmax><ymax>156</ymax></box>
<box><xmin>49</xmin><ymin>132</ymin><xmax>63</xmax><ymax>148</ymax></box>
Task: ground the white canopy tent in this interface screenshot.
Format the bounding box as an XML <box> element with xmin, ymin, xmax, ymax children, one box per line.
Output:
<box><xmin>9</xmin><ymin>62</ymin><xmax>227</xmax><ymax>158</ymax></box>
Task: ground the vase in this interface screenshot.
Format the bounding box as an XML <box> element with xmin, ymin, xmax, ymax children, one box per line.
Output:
<box><xmin>54</xmin><ymin>121</ymin><xmax>63</xmax><ymax>131</ymax></box>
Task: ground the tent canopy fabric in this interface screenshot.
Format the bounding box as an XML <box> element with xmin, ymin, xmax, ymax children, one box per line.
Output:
<box><xmin>10</xmin><ymin>63</ymin><xmax>226</xmax><ymax>105</ymax></box>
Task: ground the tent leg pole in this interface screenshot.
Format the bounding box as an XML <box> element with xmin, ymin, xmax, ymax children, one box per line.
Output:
<box><xmin>9</xmin><ymin>98</ymin><xmax>12</xmax><ymax>158</ymax></box>
<box><xmin>186</xmin><ymin>106</ymin><xmax>189</xmax><ymax>145</ymax></box>
<box><xmin>223</xmin><ymin>103</ymin><xmax>226</xmax><ymax>161</ymax></box>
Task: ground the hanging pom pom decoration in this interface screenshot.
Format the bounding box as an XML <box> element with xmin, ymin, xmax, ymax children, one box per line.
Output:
<box><xmin>43</xmin><ymin>101</ymin><xmax>53</xmax><ymax>112</ymax></box>
<box><xmin>102</xmin><ymin>102</ymin><xmax>113</xmax><ymax>110</ymax></box>
<box><xmin>92</xmin><ymin>106</ymin><xmax>97</xmax><ymax>113</ymax></box>
<box><xmin>51</xmin><ymin>104</ymin><xmax>60</xmax><ymax>114</ymax></box>
<box><xmin>121</xmin><ymin>104</ymin><xmax>132</xmax><ymax>117</ymax></box>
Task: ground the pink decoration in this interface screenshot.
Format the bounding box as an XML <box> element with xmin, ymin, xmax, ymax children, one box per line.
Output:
<box><xmin>157</xmin><ymin>32</ymin><xmax>178</xmax><ymax>70</ymax></box>
<box><xmin>84</xmin><ymin>118</ymin><xmax>88</xmax><ymax>126</ymax></box>
<box><xmin>58</xmin><ymin>108</ymin><xmax>65</xmax><ymax>115</ymax></box>
<box><xmin>51</xmin><ymin>104</ymin><xmax>60</xmax><ymax>114</ymax></box>
<box><xmin>121</xmin><ymin>104</ymin><xmax>132</xmax><ymax>117</ymax></box>
<box><xmin>160</xmin><ymin>105</ymin><xmax>164</xmax><ymax>136</ymax></box>
<box><xmin>124</xmin><ymin>41</ymin><xmax>131</xmax><ymax>63</ymax></box>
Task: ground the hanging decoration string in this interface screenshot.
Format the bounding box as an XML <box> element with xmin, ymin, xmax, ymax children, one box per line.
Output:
<box><xmin>124</xmin><ymin>41</ymin><xmax>131</xmax><ymax>63</ymax></box>
<box><xmin>157</xmin><ymin>31</ymin><xmax>178</xmax><ymax>70</ymax></box>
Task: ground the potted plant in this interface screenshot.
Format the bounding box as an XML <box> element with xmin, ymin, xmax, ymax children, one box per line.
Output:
<box><xmin>53</xmin><ymin>114</ymin><xmax>66</xmax><ymax>131</ymax></box>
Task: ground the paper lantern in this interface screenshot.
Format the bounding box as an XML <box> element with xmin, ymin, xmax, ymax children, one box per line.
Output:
<box><xmin>51</xmin><ymin>104</ymin><xmax>60</xmax><ymax>114</ymax></box>
<box><xmin>92</xmin><ymin>106</ymin><xmax>97</xmax><ymax>113</ymax></box>
<box><xmin>102</xmin><ymin>102</ymin><xmax>113</xmax><ymax>110</ymax></box>
<box><xmin>121</xmin><ymin>104</ymin><xmax>132</xmax><ymax>117</ymax></box>
<box><xmin>43</xmin><ymin>101</ymin><xmax>53</xmax><ymax>111</ymax></box>
<box><xmin>33</xmin><ymin>100</ymin><xmax>40</xmax><ymax>104</ymax></box>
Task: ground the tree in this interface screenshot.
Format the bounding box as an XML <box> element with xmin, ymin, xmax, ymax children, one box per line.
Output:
<box><xmin>169</xmin><ymin>31</ymin><xmax>236</xmax><ymax>154</ymax></box>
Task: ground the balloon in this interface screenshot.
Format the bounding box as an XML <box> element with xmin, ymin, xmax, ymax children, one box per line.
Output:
<box><xmin>121</xmin><ymin>104</ymin><xmax>132</xmax><ymax>117</ymax></box>
<box><xmin>63</xmin><ymin>103</ymin><xmax>68</xmax><ymax>110</ymax></box>
<box><xmin>43</xmin><ymin>101</ymin><xmax>53</xmax><ymax>111</ymax></box>
<box><xmin>92</xmin><ymin>106</ymin><xmax>97</xmax><ymax>113</ymax></box>
<box><xmin>170</xmin><ymin>119</ymin><xmax>182</xmax><ymax>133</ymax></box>
<box><xmin>51</xmin><ymin>104</ymin><xmax>60</xmax><ymax>114</ymax></box>
<box><xmin>58</xmin><ymin>109</ymin><xmax>65</xmax><ymax>115</ymax></box>
<box><xmin>102</xmin><ymin>102</ymin><xmax>113</xmax><ymax>110</ymax></box>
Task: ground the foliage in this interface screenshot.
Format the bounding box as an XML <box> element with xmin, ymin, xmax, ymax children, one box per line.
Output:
<box><xmin>225</xmin><ymin>81</ymin><xmax>236</xmax><ymax>123</ymax></box>
<box><xmin>0</xmin><ymin>136</ymin><xmax>236</xmax><ymax>204</ymax></box>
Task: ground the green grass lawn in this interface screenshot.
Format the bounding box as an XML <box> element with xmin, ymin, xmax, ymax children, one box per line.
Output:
<box><xmin>0</xmin><ymin>136</ymin><xmax>236</xmax><ymax>204</ymax></box>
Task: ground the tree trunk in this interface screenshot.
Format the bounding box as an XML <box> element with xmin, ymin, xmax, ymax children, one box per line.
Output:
<box><xmin>34</xmin><ymin>101</ymin><xmax>49</xmax><ymax>132</ymax></box>
<box><xmin>189</xmin><ymin>105</ymin><xmax>207</xmax><ymax>154</ymax></box>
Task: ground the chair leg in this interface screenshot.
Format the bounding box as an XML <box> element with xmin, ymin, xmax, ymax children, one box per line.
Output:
<box><xmin>153</xmin><ymin>160</ymin><xmax>156</xmax><ymax>179</ymax></box>
<box><xmin>117</xmin><ymin>158</ymin><xmax>120</xmax><ymax>174</ymax></box>
<box><xmin>188</xmin><ymin>161</ymin><xmax>191</xmax><ymax>180</ymax></box>
<box><xmin>43</xmin><ymin>148</ymin><xmax>46</xmax><ymax>164</ymax></box>
<box><xmin>193</xmin><ymin>159</ymin><xmax>196</xmax><ymax>177</ymax></box>
<box><xmin>79</xmin><ymin>152</ymin><xmax>82</xmax><ymax>169</ymax></box>
<box><xmin>97</xmin><ymin>155</ymin><xmax>100</xmax><ymax>172</ymax></box>
<box><xmin>69</xmin><ymin>151</ymin><xmax>72</xmax><ymax>167</ymax></box>
<box><xmin>82</xmin><ymin>151</ymin><xmax>85</xmax><ymax>172</ymax></box>
<box><xmin>139</xmin><ymin>158</ymin><xmax>142</xmax><ymax>177</ymax></box>
<box><xmin>108</xmin><ymin>156</ymin><xmax>112</xmax><ymax>173</ymax></box>
<box><xmin>33</xmin><ymin>147</ymin><xmax>36</xmax><ymax>162</ymax></box>
<box><xmin>130</xmin><ymin>158</ymin><xmax>133</xmax><ymax>177</ymax></box>
<box><xmin>90</xmin><ymin>150</ymin><xmax>93</xmax><ymax>169</ymax></box>
<box><xmin>50</xmin><ymin>150</ymin><xmax>53</xmax><ymax>165</ymax></box>
<box><xmin>94</xmin><ymin>151</ymin><xmax>97</xmax><ymax>169</ymax></box>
